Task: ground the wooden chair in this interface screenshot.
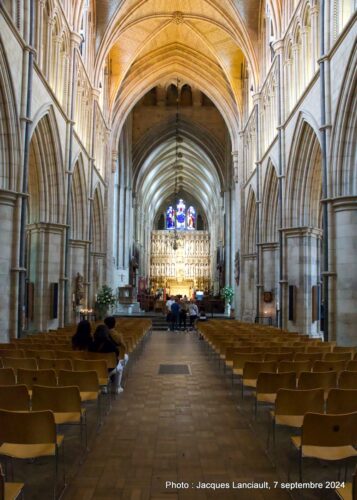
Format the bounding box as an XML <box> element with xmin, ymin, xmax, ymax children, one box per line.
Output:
<box><xmin>278</xmin><ymin>360</ymin><xmax>312</xmax><ymax>379</ymax></box>
<box><xmin>0</xmin><ymin>409</ymin><xmax>65</xmax><ymax>499</ymax></box>
<box><xmin>55</xmin><ymin>350</ymin><xmax>87</xmax><ymax>360</ymax></box>
<box><xmin>290</xmin><ymin>412</ymin><xmax>357</xmax><ymax>482</ymax></box>
<box><xmin>313</xmin><ymin>360</ymin><xmax>347</xmax><ymax>373</ymax></box>
<box><xmin>17</xmin><ymin>369</ymin><xmax>57</xmax><ymax>395</ymax></box>
<box><xmin>306</xmin><ymin>345</ymin><xmax>333</xmax><ymax>354</ymax></box>
<box><xmin>346</xmin><ymin>360</ymin><xmax>357</xmax><ymax>372</ymax></box>
<box><xmin>242</xmin><ymin>361</ymin><xmax>277</xmax><ymax>397</ymax></box>
<box><xmin>325</xmin><ymin>352</ymin><xmax>353</xmax><ymax>362</ymax></box>
<box><xmin>0</xmin><ymin>350</ymin><xmax>25</xmax><ymax>359</ymax></box>
<box><xmin>268</xmin><ymin>388</ymin><xmax>324</xmax><ymax>449</ymax></box>
<box><xmin>85</xmin><ymin>352</ymin><xmax>118</xmax><ymax>370</ymax></box>
<box><xmin>335</xmin><ymin>465</ymin><xmax>357</xmax><ymax>500</ymax></box>
<box><xmin>0</xmin><ymin>369</ymin><xmax>16</xmax><ymax>386</ymax></box>
<box><xmin>32</xmin><ymin>385</ymin><xmax>87</xmax><ymax>449</ymax></box>
<box><xmin>339</xmin><ymin>371</ymin><xmax>357</xmax><ymax>390</ymax></box>
<box><xmin>25</xmin><ymin>350</ymin><xmax>56</xmax><ymax>360</ymax></box>
<box><xmin>298</xmin><ymin>371</ymin><xmax>338</xmax><ymax>398</ymax></box>
<box><xmin>57</xmin><ymin>370</ymin><xmax>100</xmax><ymax>403</ymax></box>
<box><xmin>38</xmin><ymin>358</ymin><xmax>73</xmax><ymax>374</ymax></box>
<box><xmin>2</xmin><ymin>358</ymin><xmax>37</xmax><ymax>371</ymax></box>
<box><xmin>264</xmin><ymin>352</ymin><xmax>294</xmax><ymax>362</ymax></box>
<box><xmin>294</xmin><ymin>352</ymin><xmax>325</xmax><ymax>363</ymax></box>
<box><xmin>72</xmin><ymin>359</ymin><xmax>109</xmax><ymax>388</ymax></box>
<box><xmin>58</xmin><ymin>370</ymin><xmax>101</xmax><ymax>426</ymax></box>
<box><xmin>254</xmin><ymin>372</ymin><xmax>296</xmax><ymax>417</ymax></box>
<box><xmin>0</xmin><ymin>463</ymin><xmax>24</xmax><ymax>500</ymax></box>
<box><xmin>0</xmin><ymin>385</ymin><xmax>29</xmax><ymax>411</ymax></box>
<box><xmin>327</xmin><ymin>389</ymin><xmax>357</xmax><ymax>414</ymax></box>
<box><xmin>231</xmin><ymin>353</ymin><xmax>264</xmax><ymax>385</ymax></box>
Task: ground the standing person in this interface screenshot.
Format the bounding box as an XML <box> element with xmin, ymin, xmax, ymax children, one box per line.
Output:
<box><xmin>179</xmin><ymin>298</ymin><xmax>188</xmax><ymax>331</ymax></box>
<box><xmin>170</xmin><ymin>298</ymin><xmax>180</xmax><ymax>332</ymax></box>
<box><xmin>166</xmin><ymin>296</ymin><xmax>174</xmax><ymax>330</ymax></box>
<box><xmin>188</xmin><ymin>300</ymin><xmax>199</xmax><ymax>330</ymax></box>
<box><xmin>72</xmin><ymin>320</ymin><xmax>93</xmax><ymax>351</ymax></box>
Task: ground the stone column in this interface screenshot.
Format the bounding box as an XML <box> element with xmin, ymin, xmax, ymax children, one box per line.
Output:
<box><xmin>283</xmin><ymin>227</ymin><xmax>323</xmax><ymax>335</ymax></box>
<box><xmin>260</xmin><ymin>242</ymin><xmax>279</xmax><ymax>324</ymax></box>
<box><xmin>330</xmin><ymin>196</ymin><xmax>357</xmax><ymax>345</ymax></box>
<box><xmin>311</xmin><ymin>5</ymin><xmax>319</xmax><ymax>70</ymax></box>
<box><xmin>0</xmin><ymin>190</ymin><xmax>18</xmax><ymax>341</ymax></box>
<box><xmin>26</xmin><ymin>222</ymin><xmax>66</xmax><ymax>332</ymax></box>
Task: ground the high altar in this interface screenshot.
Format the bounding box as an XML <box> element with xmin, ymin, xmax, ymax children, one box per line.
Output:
<box><xmin>150</xmin><ymin>230</ymin><xmax>211</xmax><ymax>296</ymax></box>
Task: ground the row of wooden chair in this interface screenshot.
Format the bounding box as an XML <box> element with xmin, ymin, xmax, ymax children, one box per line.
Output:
<box><xmin>0</xmin><ymin>350</ymin><xmax>118</xmax><ymax>368</ymax></box>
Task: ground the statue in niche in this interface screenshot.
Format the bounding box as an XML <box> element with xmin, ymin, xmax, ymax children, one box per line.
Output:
<box><xmin>235</xmin><ymin>250</ymin><xmax>240</xmax><ymax>286</ymax></box>
<box><xmin>75</xmin><ymin>272</ymin><xmax>85</xmax><ymax>305</ymax></box>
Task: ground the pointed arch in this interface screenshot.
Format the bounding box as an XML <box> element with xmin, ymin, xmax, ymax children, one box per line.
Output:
<box><xmin>244</xmin><ymin>187</ymin><xmax>257</xmax><ymax>255</ymax></box>
<box><xmin>261</xmin><ymin>161</ymin><xmax>279</xmax><ymax>242</ymax></box>
<box><xmin>330</xmin><ymin>43</ymin><xmax>357</xmax><ymax>197</ymax></box>
<box><xmin>70</xmin><ymin>155</ymin><xmax>88</xmax><ymax>241</ymax></box>
<box><xmin>28</xmin><ymin>108</ymin><xmax>65</xmax><ymax>224</ymax></box>
<box><xmin>92</xmin><ymin>186</ymin><xmax>105</xmax><ymax>253</ymax></box>
<box><xmin>0</xmin><ymin>40</ymin><xmax>21</xmax><ymax>191</ymax></box>
<box><xmin>285</xmin><ymin>117</ymin><xmax>322</xmax><ymax>228</ymax></box>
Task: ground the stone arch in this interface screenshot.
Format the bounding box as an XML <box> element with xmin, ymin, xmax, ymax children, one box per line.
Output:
<box><xmin>244</xmin><ymin>187</ymin><xmax>257</xmax><ymax>255</ymax></box>
<box><xmin>0</xmin><ymin>40</ymin><xmax>21</xmax><ymax>191</ymax></box>
<box><xmin>166</xmin><ymin>84</ymin><xmax>178</xmax><ymax>106</ymax></box>
<box><xmin>28</xmin><ymin>108</ymin><xmax>65</xmax><ymax>224</ymax></box>
<box><xmin>330</xmin><ymin>43</ymin><xmax>357</xmax><ymax>197</ymax></box>
<box><xmin>261</xmin><ymin>161</ymin><xmax>279</xmax><ymax>243</ymax></box>
<box><xmin>70</xmin><ymin>155</ymin><xmax>88</xmax><ymax>241</ymax></box>
<box><xmin>92</xmin><ymin>186</ymin><xmax>105</xmax><ymax>253</ymax></box>
<box><xmin>286</xmin><ymin>115</ymin><xmax>322</xmax><ymax>228</ymax></box>
<box><xmin>181</xmin><ymin>84</ymin><xmax>193</xmax><ymax>106</ymax></box>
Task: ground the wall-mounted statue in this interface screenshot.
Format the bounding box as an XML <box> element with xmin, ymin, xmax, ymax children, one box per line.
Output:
<box><xmin>235</xmin><ymin>250</ymin><xmax>240</xmax><ymax>286</ymax></box>
<box><xmin>75</xmin><ymin>272</ymin><xmax>85</xmax><ymax>305</ymax></box>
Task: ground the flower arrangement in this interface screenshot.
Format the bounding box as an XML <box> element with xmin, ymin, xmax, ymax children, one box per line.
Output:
<box><xmin>96</xmin><ymin>285</ymin><xmax>117</xmax><ymax>307</ymax></box>
<box><xmin>221</xmin><ymin>286</ymin><xmax>234</xmax><ymax>304</ymax></box>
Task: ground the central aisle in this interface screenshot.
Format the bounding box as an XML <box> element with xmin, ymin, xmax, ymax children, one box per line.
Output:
<box><xmin>65</xmin><ymin>331</ymin><xmax>290</xmax><ymax>499</ymax></box>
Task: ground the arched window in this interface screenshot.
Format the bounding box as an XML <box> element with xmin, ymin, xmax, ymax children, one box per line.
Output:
<box><xmin>187</xmin><ymin>206</ymin><xmax>196</xmax><ymax>230</ymax></box>
<box><xmin>181</xmin><ymin>84</ymin><xmax>193</xmax><ymax>106</ymax></box>
<box><xmin>166</xmin><ymin>206</ymin><xmax>175</xmax><ymax>229</ymax></box>
<box><xmin>166</xmin><ymin>84</ymin><xmax>178</xmax><ymax>106</ymax></box>
<box><xmin>165</xmin><ymin>200</ymin><xmax>196</xmax><ymax>230</ymax></box>
<box><xmin>176</xmin><ymin>199</ymin><xmax>186</xmax><ymax>229</ymax></box>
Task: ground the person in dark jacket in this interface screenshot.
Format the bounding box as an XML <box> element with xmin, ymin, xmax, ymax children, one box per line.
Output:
<box><xmin>72</xmin><ymin>320</ymin><xmax>93</xmax><ymax>351</ymax></box>
<box><xmin>90</xmin><ymin>324</ymin><xmax>119</xmax><ymax>356</ymax></box>
<box><xmin>170</xmin><ymin>299</ymin><xmax>180</xmax><ymax>332</ymax></box>
<box><xmin>90</xmin><ymin>324</ymin><xmax>123</xmax><ymax>394</ymax></box>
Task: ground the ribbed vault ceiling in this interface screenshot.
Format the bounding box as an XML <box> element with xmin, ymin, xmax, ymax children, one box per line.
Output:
<box><xmin>133</xmin><ymin>121</ymin><xmax>223</xmax><ymax>229</ymax></box>
<box><xmin>93</xmin><ymin>0</ymin><xmax>266</xmax><ymax>143</ymax></box>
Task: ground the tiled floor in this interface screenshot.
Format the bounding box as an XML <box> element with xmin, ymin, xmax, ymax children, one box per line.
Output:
<box><xmin>64</xmin><ymin>331</ymin><xmax>293</xmax><ymax>499</ymax></box>
<box><xmin>5</xmin><ymin>330</ymin><xmax>348</xmax><ymax>499</ymax></box>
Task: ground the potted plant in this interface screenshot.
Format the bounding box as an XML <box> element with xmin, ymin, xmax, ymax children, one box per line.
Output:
<box><xmin>95</xmin><ymin>285</ymin><xmax>117</xmax><ymax>320</ymax></box>
<box><xmin>221</xmin><ymin>286</ymin><xmax>234</xmax><ymax>316</ymax></box>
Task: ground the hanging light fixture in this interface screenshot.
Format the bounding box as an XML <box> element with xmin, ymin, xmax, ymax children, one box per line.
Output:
<box><xmin>169</xmin><ymin>77</ymin><xmax>184</xmax><ymax>251</ymax></box>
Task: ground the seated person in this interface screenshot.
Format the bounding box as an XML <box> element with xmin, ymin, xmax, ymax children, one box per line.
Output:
<box><xmin>104</xmin><ymin>316</ymin><xmax>128</xmax><ymax>355</ymax></box>
<box><xmin>90</xmin><ymin>324</ymin><xmax>118</xmax><ymax>355</ymax></box>
<box><xmin>90</xmin><ymin>325</ymin><xmax>122</xmax><ymax>394</ymax></box>
<box><xmin>72</xmin><ymin>320</ymin><xmax>93</xmax><ymax>351</ymax></box>
<box><xmin>104</xmin><ymin>316</ymin><xmax>129</xmax><ymax>389</ymax></box>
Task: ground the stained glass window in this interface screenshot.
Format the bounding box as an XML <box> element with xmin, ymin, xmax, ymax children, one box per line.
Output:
<box><xmin>187</xmin><ymin>206</ymin><xmax>196</xmax><ymax>230</ymax></box>
<box><xmin>166</xmin><ymin>206</ymin><xmax>175</xmax><ymax>229</ymax></box>
<box><xmin>176</xmin><ymin>199</ymin><xmax>186</xmax><ymax>229</ymax></box>
<box><xmin>165</xmin><ymin>200</ymin><xmax>196</xmax><ymax>230</ymax></box>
